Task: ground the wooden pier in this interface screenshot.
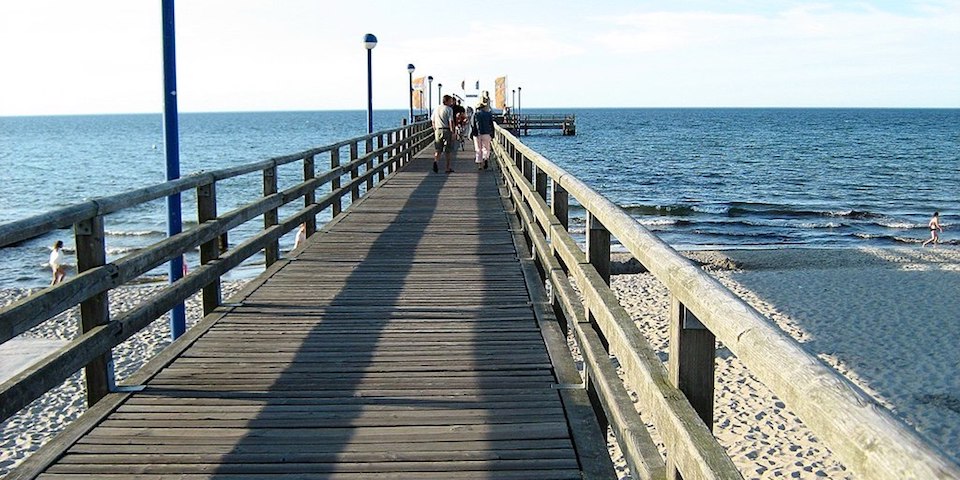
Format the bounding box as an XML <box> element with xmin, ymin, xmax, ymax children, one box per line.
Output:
<box><xmin>2</xmin><ymin>121</ymin><xmax>958</xmax><ymax>480</ymax></box>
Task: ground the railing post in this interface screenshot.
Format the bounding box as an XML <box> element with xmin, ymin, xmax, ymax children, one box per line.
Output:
<box><xmin>551</xmin><ymin>180</ymin><xmax>570</xmax><ymax>334</ymax></box>
<box><xmin>263</xmin><ymin>163</ymin><xmax>279</xmax><ymax>266</ymax></box>
<box><xmin>667</xmin><ymin>296</ymin><xmax>717</xmax><ymax>480</ymax></box>
<box><xmin>350</xmin><ymin>141</ymin><xmax>360</xmax><ymax>202</ymax></box>
<box><xmin>405</xmin><ymin>124</ymin><xmax>413</xmax><ymax>166</ymax></box>
<box><xmin>535</xmin><ymin>165</ymin><xmax>548</xmax><ymax>201</ymax></box>
<box><xmin>586</xmin><ymin>212</ymin><xmax>611</xmax><ymax>349</ymax></box>
<box><xmin>377</xmin><ymin>134</ymin><xmax>385</xmax><ymax>182</ymax></box>
<box><xmin>387</xmin><ymin>132</ymin><xmax>395</xmax><ymax>174</ymax></box>
<box><xmin>303</xmin><ymin>154</ymin><xmax>317</xmax><ymax>236</ymax></box>
<box><xmin>365</xmin><ymin>137</ymin><xmax>375</xmax><ymax>192</ymax></box>
<box><xmin>197</xmin><ymin>182</ymin><xmax>221</xmax><ymax>316</ymax></box>
<box><xmin>331</xmin><ymin>148</ymin><xmax>342</xmax><ymax>217</ymax></box>
<box><xmin>586</xmin><ymin>212</ymin><xmax>611</xmax><ymax>285</ymax></box>
<box><xmin>399</xmin><ymin>119</ymin><xmax>408</xmax><ymax>168</ymax></box>
<box><xmin>552</xmin><ymin>181</ymin><xmax>569</xmax><ymax>230</ymax></box>
<box><xmin>74</xmin><ymin>215</ymin><xmax>114</xmax><ymax>406</ymax></box>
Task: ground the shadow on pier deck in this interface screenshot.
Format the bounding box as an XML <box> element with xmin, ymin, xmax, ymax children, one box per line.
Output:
<box><xmin>14</xmin><ymin>146</ymin><xmax>609</xmax><ymax>479</ymax></box>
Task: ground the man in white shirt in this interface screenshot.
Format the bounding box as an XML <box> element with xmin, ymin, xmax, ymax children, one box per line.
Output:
<box><xmin>432</xmin><ymin>95</ymin><xmax>456</xmax><ymax>173</ymax></box>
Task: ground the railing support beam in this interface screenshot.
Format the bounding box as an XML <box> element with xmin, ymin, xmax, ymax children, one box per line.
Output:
<box><xmin>331</xmin><ymin>148</ymin><xmax>342</xmax><ymax>217</ymax></box>
<box><xmin>197</xmin><ymin>183</ymin><xmax>221</xmax><ymax>315</ymax></box>
<box><xmin>303</xmin><ymin>155</ymin><xmax>317</xmax><ymax>236</ymax></box>
<box><xmin>74</xmin><ymin>215</ymin><xmax>114</xmax><ymax>406</ymax></box>
<box><xmin>667</xmin><ymin>296</ymin><xmax>717</xmax><ymax>480</ymax></box>
<box><xmin>263</xmin><ymin>164</ymin><xmax>279</xmax><ymax>266</ymax></box>
<box><xmin>350</xmin><ymin>142</ymin><xmax>360</xmax><ymax>202</ymax></box>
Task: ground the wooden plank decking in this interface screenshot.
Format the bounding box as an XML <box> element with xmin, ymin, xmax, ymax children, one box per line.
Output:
<box><xmin>29</xmin><ymin>147</ymin><xmax>589</xmax><ymax>479</ymax></box>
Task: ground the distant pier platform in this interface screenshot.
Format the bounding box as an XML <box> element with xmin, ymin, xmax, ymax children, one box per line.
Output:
<box><xmin>497</xmin><ymin>113</ymin><xmax>576</xmax><ymax>136</ymax></box>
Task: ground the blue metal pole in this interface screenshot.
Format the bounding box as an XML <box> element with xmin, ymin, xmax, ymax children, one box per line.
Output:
<box><xmin>366</xmin><ymin>49</ymin><xmax>373</xmax><ymax>134</ymax></box>
<box><xmin>162</xmin><ymin>0</ymin><xmax>186</xmax><ymax>339</ymax></box>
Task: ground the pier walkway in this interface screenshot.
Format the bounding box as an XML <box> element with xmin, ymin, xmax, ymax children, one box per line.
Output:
<box><xmin>10</xmin><ymin>146</ymin><xmax>606</xmax><ymax>479</ymax></box>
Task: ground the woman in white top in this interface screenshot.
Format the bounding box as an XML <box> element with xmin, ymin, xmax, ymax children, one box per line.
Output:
<box><xmin>49</xmin><ymin>240</ymin><xmax>66</xmax><ymax>285</ymax></box>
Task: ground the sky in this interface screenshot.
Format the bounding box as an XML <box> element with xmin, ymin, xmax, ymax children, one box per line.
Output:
<box><xmin>1</xmin><ymin>1</ymin><xmax>958</xmax><ymax>116</ymax></box>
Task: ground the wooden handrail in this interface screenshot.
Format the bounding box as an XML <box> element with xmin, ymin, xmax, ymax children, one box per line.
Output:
<box><xmin>0</xmin><ymin>121</ymin><xmax>434</xmax><ymax>426</ymax></box>
<box><xmin>492</xmin><ymin>123</ymin><xmax>960</xmax><ymax>480</ymax></box>
<box><xmin>495</xmin><ymin>135</ymin><xmax>741</xmax><ymax>480</ymax></box>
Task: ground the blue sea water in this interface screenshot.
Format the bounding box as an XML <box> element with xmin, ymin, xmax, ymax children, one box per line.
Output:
<box><xmin>521</xmin><ymin>108</ymin><xmax>959</xmax><ymax>251</ymax></box>
<box><xmin>1</xmin><ymin>108</ymin><xmax>958</xmax><ymax>289</ymax></box>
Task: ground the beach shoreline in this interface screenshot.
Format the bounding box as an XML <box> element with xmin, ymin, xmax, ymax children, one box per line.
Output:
<box><xmin>607</xmin><ymin>246</ymin><xmax>960</xmax><ymax>479</ymax></box>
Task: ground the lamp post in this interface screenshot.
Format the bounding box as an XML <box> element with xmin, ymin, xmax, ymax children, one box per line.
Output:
<box><xmin>427</xmin><ymin>76</ymin><xmax>433</xmax><ymax>117</ymax></box>
<box><xmin>517</xmin><ymin>86</ymin><xmax>522</xmax><ymax>116</ymax></box>
<box><xmin>512</xmin><ymin>89</ymin><xmax>516</xmax><ymax>111</ymax></box>
<box><xmin>363</xmin><ymin>33</ymin><xmax>377</xmax><ymax>134</ymax></box>
<box><xmin>438</xmin><ymin>83</ymin><xmax>443</xmax><ymax>103</ymax></box>
<box><xmin>407</xmin><ymin>64</ymin><xmax>415</xmax><ymax>122</ymax></box>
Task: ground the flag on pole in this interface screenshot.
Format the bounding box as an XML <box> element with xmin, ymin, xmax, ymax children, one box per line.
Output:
<box><xmin>494</xmin><ymin>76</ymin><xmax>507</xmax><ymax>110</ymax></box>
<box><xmin>412</xmin><ymin>77</ymin><xmax>425</xmax><ymax>109</ymax></box>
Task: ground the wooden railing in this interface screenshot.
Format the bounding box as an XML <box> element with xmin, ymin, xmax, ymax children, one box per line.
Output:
<box><xmin>492</xmin><ymin>123</ymin><xmax>960</xmax><ymax>480</ymax></box>
<box><xmin>0</xmin><ymin>121</ymin><xmax>433</xmax><ymax>425</ymax></box>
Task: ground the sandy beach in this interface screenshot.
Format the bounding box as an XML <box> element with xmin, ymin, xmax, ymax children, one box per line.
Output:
<box><xmin>607</xmin><ymin>246</ymin><xmax>960</xmax><ymax>479</ymax></box>
<box><xmin>2</xmin><ymin>247</ymin><xmax>958</xmax><ymax>478</ymax></box>
<box><xmin>0</xmin><ymin>281</ymin><xmax>249</xmax><ymax>476</ymax></box>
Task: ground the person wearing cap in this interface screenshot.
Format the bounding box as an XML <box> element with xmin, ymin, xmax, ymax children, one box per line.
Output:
<box><xmin>472</xmin><ymin>101</ymin><xmax>495</xmax><ymax>170</ymax></box>
<box><xmin>431</xmin><ymin>95</ymin><xmax>456</xmax><ymax>173</ymax></box>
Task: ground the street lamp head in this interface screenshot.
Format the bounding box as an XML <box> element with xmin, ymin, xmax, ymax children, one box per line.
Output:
<box><xmin>363</xmin><ymin>33</ymin><xmax>377</xmax><ymax>50</ymax></box>
<box><xmin>428</xmin><ymin>75</ymin><xmax>433</xmax><ymax>82</ymax></box>
<box><xmin>407</xmin><ymin>64</ymin><xmax>416</xmax><ymax>74</ymax></box>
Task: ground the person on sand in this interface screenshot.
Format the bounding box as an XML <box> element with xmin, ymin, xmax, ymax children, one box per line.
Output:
<box><xmin>49</xmin><ymin>240</ymin><xmax>66</xmax><ymax>285</ymax></box>
<box><xmin>922</xmin><ymin>211</ymin><xmax>943</xmax><ymax>247</ymax></box>
<box><xmin>431</xmin><ymin>95</ymin><xmax>456</xmax><ymax>174</ymax></box>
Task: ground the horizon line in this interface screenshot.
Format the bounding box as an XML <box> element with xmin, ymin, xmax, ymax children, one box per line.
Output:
<box><xmin>3</xmin><ymin>105</ymin><xmax>960</xmax><ymax>118</ymax></box>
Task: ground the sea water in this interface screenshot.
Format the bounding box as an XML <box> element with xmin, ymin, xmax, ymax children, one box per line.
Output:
<box><xmin>1</xmin><ymin>108</ymin><xmax>957</xmax><ymax>288</ymax></box>
<box><xmin>521</xmin><ymin>108</ymin><xmax>959</xmax><ymax>250</ymax></box>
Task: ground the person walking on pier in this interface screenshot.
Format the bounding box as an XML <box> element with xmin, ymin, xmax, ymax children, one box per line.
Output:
<box><xmin>922</xmin><ymin>211</ymin><xmax>943</xmax><ymax>247</ymax></box>
<box><xmin>432</xmin><ymin>95</ymin><xmax>456</xmax><ymax>173</ymax></box>
<box><xmin>453</xmin><ymin>102</ymin><xmax>467</xmax><ymax>152</ymax></box>
<box><xmin>49</xmin><ymin>240</ymin><xmax>66</xmax><ymax>285</ymax></box>
<box><xmin>472</xmin><ymin>102</ymin><xmax>495</xmax><ymax>170</ymax></box>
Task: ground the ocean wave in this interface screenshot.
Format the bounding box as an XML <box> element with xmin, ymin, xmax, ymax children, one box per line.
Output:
<box><xmin>622</xmin><ymin>204</ymin><xmax>697</xmax><ymax>216</ymax></box>
<box><xmin>638</xmin><ymin>218</ymin><xmax>677</xmax><ymax>226</ymax></box>
<box><xmin>825</xmin><ymin>210</ymin><xmax>882</xmax><ymax>219</ymax></box>
<box><xmin>107</xmin><ymin>247</ymin><xmax>142</xmax><ymax>256</ymax></box>
<box><xmin>797</xmin><ymin>222</ymin><xmax>843</xmax><ymax>229</ymax></box>
<box><xmin>875</xmin><ymin>220</ymin><xmax>921</xmax><ymax>229</ymax></box>
<box><xmin>106</xmin><ymin>230</ymin><xmax>164</xmax><ymax>237</ymax></box>
<box><xmin>850</xmin><ymin>233</ymin><xmax>957</xmax><ymax>245</ymax></box>
<box><xmin>615</xmin><ymin>201</ymin><xmax>887</xmax><ymax>222</ymax></box>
